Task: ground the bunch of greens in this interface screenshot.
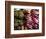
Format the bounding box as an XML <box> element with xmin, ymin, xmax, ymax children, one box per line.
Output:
<box><xmin>14</xmin><ymin>9</ymin><xmax>24</xmax><ymax>27</ymax></box>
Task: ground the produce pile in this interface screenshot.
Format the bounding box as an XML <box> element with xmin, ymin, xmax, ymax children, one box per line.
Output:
<box><xmin>14</xmin><ymin>9</ymin><xmax>39</xmax><ymax>30</ymax></box>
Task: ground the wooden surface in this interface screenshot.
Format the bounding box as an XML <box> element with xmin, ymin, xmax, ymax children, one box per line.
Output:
<box><xmin>5</xmin><ymin>0</ymin><xmax>15</xmax><ymax>1</ymax></box>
